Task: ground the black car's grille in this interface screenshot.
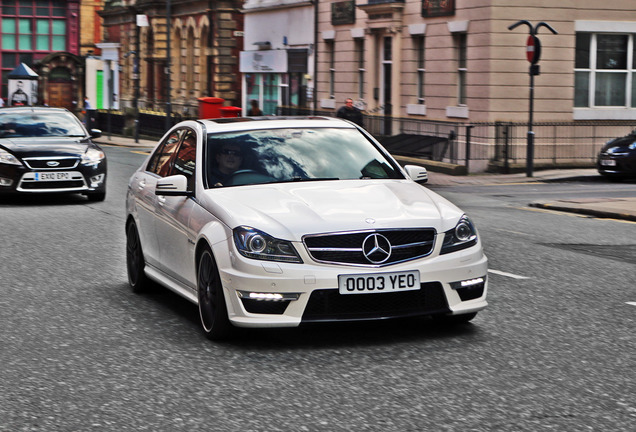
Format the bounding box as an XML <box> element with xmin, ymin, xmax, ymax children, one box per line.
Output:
<box><xmin>303</xmin><ymin>229</ymin><xmax>436</xmax><ymax>266</ymax></box>
<box><xmin>20</xmin><ymin>180</ymin><xmax>86</xmax><ymax>190</ymax></box>
<box><xmin>301</xmin><ymin>282</ymin><xmax>449</xmax><ymax>322</ymax></box>
<box><xmin>22</xmin><ymin>157</ymin><xmax>79</xmax><ymax>170</ymax></box>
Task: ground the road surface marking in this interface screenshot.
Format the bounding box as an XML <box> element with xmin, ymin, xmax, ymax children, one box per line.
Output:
<box><xmin>488</xmin><ymin>269</ymin><xmax>530</xmax><ymax>279</ymax></box>
<box><xmin>626</xmin><ymin>302</ymin><xmax>636</xmax><ymax>307</ymax></box>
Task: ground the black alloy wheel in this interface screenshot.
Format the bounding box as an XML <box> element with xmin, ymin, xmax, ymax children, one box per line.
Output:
<box><xmin>126</xmin><ymin>221</ymin><xmax>151</xmax><ymax>293</ymax></box>
<box><xmin>198</xmin><ymin>247</ymin><xmax>233</xmax><ymax>340</ymax></box>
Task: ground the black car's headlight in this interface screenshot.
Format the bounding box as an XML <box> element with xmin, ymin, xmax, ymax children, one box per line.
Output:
<box><xmin>233</xmin><ymin>226</ymin><xmax>302</xmax><ymax>263</ymax></box>
<box><xmin>440</xmin><ymin>215</ymin><xmax>478</xmax><ymax>255</ymax></box>
<box><xmin>0</xmin><ymin>148</ymin><xmax>22</xmax><ymax>166</ymax></box>
<box><xmin>81</xmin><ymin>148</ymin><xmax>105</xmax><ymax>165</ymax></box>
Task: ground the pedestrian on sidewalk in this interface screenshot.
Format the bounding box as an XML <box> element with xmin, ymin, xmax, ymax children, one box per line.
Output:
<box><xmin>247</xmin><ymin>99</ymin><xmax>263</xmax><ymax>116</ymax></box>
<box><xmin>336</xmin><ymin>97</ymin><xmax>364</xmax><ymax>127</ymax></box>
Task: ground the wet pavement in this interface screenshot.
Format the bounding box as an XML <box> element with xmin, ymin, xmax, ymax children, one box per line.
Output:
<box><xmin>94</xmin><ymin>134</ymin><xmax>636</xmax><ymax>223</ymax></box>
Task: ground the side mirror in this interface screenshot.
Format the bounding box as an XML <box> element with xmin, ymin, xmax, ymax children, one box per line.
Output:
<box><xmin>90</xmin><ymin>129</ymin><xmax>102</xmax><ymax>139</ymax></box>
<box><xmin>404</xmin><ymin>165</ymin><xmax>428</xmax><ymax>184</ymax></box>
<box><xmin>155</xmin><ymin>174</ymin><xmax>192</xmax><ymax>196</ymax></box>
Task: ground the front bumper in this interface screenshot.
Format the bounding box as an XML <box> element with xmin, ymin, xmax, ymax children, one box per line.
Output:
<box><xmin>598</xmin><ymin>153</ymin><xmax>636</xmax><ymax>177</ymax></box>
<box><xmin>212</xmin><ymin>239</ymin><xmax>488</xmax><ymax>328</ymax></box>
<box><xmin>0</xmin><ymin>163</ymin><xmax>106</xmax><ymax>194</ymax></box>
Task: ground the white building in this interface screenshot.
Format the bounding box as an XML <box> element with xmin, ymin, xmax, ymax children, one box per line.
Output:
<box><xmin>240</xmin><ymin>0</ymin><xmax>316</xmax><ymax>115</ymax></box>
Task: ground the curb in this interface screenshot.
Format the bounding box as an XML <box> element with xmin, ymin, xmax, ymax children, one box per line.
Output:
<box><xmin>529</xmin><ymin>202</ymin><xmax>636</xmax><ymax>222</ymax></box>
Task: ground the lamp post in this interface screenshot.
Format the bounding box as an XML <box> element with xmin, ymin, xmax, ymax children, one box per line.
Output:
<box><xmin>508</xmin><ymin>20</ymin><xmax>557</xmax><ymax>177</ymax></box>
<box><xmin>132</xmin><ymin>13</ymin><xmax>149</xmax><ymax>143</ymax></box>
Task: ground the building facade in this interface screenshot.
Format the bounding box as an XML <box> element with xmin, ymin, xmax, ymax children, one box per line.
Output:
<box><xmin>239</xmin><ymin>0</ymin><xmax>315</xmax><ymax>116</ymax></box>
<box><xmin>98</xmin><ymin>0</ymin><xmax>244</xmax><ymax>116</ymax></box>
<box><xmin>315</xmin><ymin>0</ymin><xmax>636</xmax><ymax>124</ymax></box>
<box><xmin>0</xmin><ymin>0</ymin><xmax>92</xmax><ymax>109</ymax></box>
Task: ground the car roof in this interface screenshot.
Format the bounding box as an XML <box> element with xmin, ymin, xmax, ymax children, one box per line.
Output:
<box><xmin>197</xmin><ymin>116</ymin><xmax>358</xmax><ymax>133</ymax></box>
<box><xmin>0</xmin><ymin>106</ymin><xmax>72</xmax><ymax>114</ymax></box>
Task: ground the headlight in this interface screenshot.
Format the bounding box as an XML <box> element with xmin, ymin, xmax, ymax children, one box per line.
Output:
<box><xmin>233</xmin><ymin>226</ymin><xmax>302</xmax><ymax>263</ymax></box>
<box><xmin>81</xmin><ymin>148</ymin><xmax>105</xmax><ymax>165</ymax></box>
<box><xmin>440</xmin><ymin>215</ymin><xmax>478</xmax><ymax>255</ymax></box>
<box><xmin>0</xmin><ymin>148</ymin><xmax>22</xmax><ymax>166</ymax></box>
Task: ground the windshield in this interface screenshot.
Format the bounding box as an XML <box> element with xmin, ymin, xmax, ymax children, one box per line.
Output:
<box><xmin>206</xmin><ymin>127</ymin><xmax>404</xmax><ymax>187</ymax></box>
<box><xmin>0</xmin><ymin>111</ymin><xmax>86</xmax><ymax>138</ymax></box>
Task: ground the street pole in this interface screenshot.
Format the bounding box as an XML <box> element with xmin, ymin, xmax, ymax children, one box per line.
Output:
<box><xmin>134</xmin><ymin>22</ymin><xmax>140</xmax><ymax>143</ymax></box>
<box><xmin>508</xmin><ymin>20</ymin><xmax>557</xmax><ymax>177</ymax></box>
<box><xmin>527</xmin><ymin>66</ymin><xmax>535</xmax><ymax>178</ymax></box>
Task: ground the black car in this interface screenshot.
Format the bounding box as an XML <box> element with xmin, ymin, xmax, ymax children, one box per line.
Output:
<box><xmin>0</xmin><ymin>107</ymin><xmax>107</xmax><ymax>201</ymax></box>
<box><xmin>598</xmin><ymin>129</ymin><xmax>636</xmax><ymax>180</ymax></box>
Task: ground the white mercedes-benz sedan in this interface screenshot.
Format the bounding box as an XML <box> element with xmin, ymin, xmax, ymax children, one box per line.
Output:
<box><xmin>125</xmin><ymin>117</ymin><xmax>487</xmax><ymax>340</ymax></box>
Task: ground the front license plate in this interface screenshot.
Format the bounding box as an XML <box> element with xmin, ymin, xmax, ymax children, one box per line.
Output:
<box><xmin>600</xmin><ymin>159</ymin><xmax>616</xmax><ymax>166</ymax></box>
<box><xmin>34</xmin><ymin>172</ymin><xmax>71</xmax><ymax>181</ymax></box>
<box><xmin>338</xmin><ymin>270</ymin><xmax>420</xmax><ymax>295</ymax></box>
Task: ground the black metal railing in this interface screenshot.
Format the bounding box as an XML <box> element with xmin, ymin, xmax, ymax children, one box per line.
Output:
<box><xmin>93</xmin><ymin>106</ymin><xmax>634</xmax><ymax>172</ymax></box>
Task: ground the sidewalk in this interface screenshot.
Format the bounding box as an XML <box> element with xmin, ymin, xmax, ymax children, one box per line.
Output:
<box><xmin>95</xmin><ymin>134</ymin><xmax>636</xmax><ymax>222</ymax></box>
<box><xmin>94</xmin><ymin>134</ymin><xmax>157</xmax><ymax>149</ymax></box>
<box><xmin>426</xmin><ymin>169</ymin><xmax>636</xmax><ymax>222</ymax></box>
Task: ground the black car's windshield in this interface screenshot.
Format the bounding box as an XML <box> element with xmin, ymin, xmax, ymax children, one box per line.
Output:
<box><xmin>206</xmin><ymin>127</ymin><xmax>404</xmax><ymax>187</ymax></box>
<box><xmin>0</xmin><ymin>111</ymin><xmax>86</xmax><ymax>138</ymax></box>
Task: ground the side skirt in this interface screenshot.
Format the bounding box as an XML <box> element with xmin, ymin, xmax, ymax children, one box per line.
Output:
<box><xmin>145</xmin><ymin>265</ymin><xmax>198</xmax><ymax>304</ymax></box>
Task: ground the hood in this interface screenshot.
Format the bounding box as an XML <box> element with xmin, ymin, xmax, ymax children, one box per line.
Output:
<box><xmin>601</xmin><ymin>134</ymin><xmax>636</xmax><ymax>153</ymax></box>
<box><xmin>0</xmin><ymin>137</ymin><xmax>93</xmax><ymax>158</ymax></box>
<box><xmin>199</xmin><ymin>180</ymin><xmax>464</xmax><ymax>241</ymax></box>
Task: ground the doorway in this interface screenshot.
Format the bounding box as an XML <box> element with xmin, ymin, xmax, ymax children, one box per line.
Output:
<box><xmin>48</xmin><ymin>82</ymin><xmax>73</xmax><ymax>110</ymax></box>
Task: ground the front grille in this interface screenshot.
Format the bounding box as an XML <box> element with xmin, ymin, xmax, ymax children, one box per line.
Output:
<box><xmin>23</xmin><ymin>157</ymin><xmax>80</xmax><ymax>170</ymax></box>
<box><xmin>20</xmin><ymin>180</ymin><xmax>86</xmax><ymax>190</ymax></box>
<box><xmin>301</xmin><ymin>282</ymin><xmax>449</xmax><ymax>322</ymax></box>
<box><xmin>240</xmin><ymin>298</ymin><xmax>290</xmax><ymax>314</ymax></box>
<box><xmin>456</xmin><ymin>284</ymin><xmax>485</xmax><ymax>301</ymax></box>
<box><xmin>304</xmin><ymin>228</ymin><xmax>436</xmax><ymax>266</ymax></box>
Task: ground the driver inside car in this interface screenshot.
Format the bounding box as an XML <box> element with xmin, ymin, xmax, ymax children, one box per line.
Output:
<box><xmin>210</xmin><ymin>144</ymin><xmax>244</xmax><ymax>186</ymax></box>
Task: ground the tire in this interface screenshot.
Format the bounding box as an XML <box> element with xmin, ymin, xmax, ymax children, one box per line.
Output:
<box><xmin>86</xmin><ymin>190</ymin><xmax>106</xmax><ymax>202</ymax></box>
<box><xmin>126</xmin><ymin>221</ymin><xmax>151</xmax><ymax>293</ymax></box>
<box><xmin>198</xmin><ymin>247</ymin><xmax>233</xmax><ymax>340</ymax></box>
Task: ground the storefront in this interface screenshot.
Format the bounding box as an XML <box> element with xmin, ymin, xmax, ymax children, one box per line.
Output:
<box><xmin>240</xmin><ymin>48</ymin><xmax>309</xmax><ymax>115</ymax></box>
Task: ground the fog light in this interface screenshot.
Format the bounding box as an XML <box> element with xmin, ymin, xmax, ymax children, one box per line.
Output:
<box><xmin>450</xmin><ymin>277</ymin><xmax>485</xmax><ymax>290</ymax></box>
<box><xmin>90</xmin><ymin>174</ymin><xmax>105</xmax><ymax>187</ymax></box>
<box><xmin>450</xmin><ymin>276</ymin><xmax>486</xmax><ymax>301</ymax></box>
<box><xmin>0</xmin><ymin>177</ymin><xmax>13</xmax><ymax>186</ymax></box>
<box><xmin>238</xmin><ymin>291</ymin><xmax>300</xmax><ymax>301</ymax></box>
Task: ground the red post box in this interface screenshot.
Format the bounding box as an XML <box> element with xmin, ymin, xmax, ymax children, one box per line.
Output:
<box><xmin>219</xmin><ymin>106</ymin><xmax>243</xmax><ymax>118</ymax></box>
<box><xmin>198</xmin><ymin>97</ymin><xmax>224</xmax><ymax>119</ymax></box>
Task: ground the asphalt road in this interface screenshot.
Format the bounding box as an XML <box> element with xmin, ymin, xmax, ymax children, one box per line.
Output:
<box><xmin>1</xmin><ymin>145</ymin><xmax>634</xmax><ymax>431</ymax></box>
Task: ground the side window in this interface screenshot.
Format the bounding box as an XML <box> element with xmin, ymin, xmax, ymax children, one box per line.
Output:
<box><xmin>172</xmin><ymin>130</ymin><xmax>197</xmax><ymax>190</ymax></box>
<box><xmin>146</xmin><ymin>130</ymin><xmax>182</xmax><ymax>177</ymax></box>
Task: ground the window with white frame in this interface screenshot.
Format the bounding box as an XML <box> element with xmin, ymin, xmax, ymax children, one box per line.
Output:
<box><xmin>416</xmin><ymin>35</ymin><xmax>425</xmax><ymax>104</ymax></box>
<box><xmin>575</xmin><ymin>32</ymin><xmax>636</xmax><ymax>107</ymax></box>
<box><xmin>355</xmin><ymin>38</ymin><xmax>365</xmax><ymax>99</ymax></box>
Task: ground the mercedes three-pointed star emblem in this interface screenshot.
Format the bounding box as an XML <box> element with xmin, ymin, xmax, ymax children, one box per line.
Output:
<box><xmin>362</xmin><ymin>233</ymin><xmax>392</xmax><ymax>264</ymax></box>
